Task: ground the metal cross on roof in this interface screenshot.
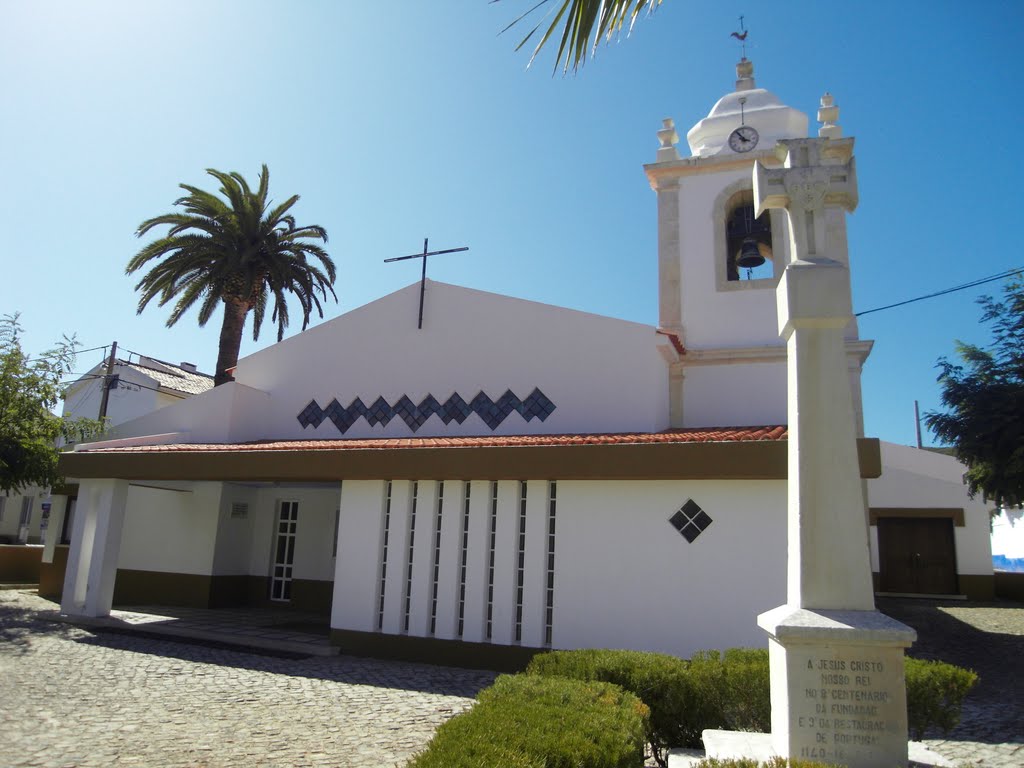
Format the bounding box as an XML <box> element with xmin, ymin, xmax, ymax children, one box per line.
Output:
<box><xmin>384</xmin><ymin>237</ymin><xmax>469</xmax><ymax>329</ymax></box>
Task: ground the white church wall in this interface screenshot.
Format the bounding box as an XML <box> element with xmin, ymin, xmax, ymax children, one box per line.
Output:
<box><xmin>211</xmin><ymin>484</ymin><xmax>259</xmax><ymax>576</ymax></box>
<box><xmin>330</xmin><ymin>476</ymin><xmax>787</xmax><ymax>657</ymax></box>
<box><xmin>677</xmin><ymin>169</ymin><xmax>785</xmax><ymax>350</ymax></box>
<box><xmin>247</xmin><ymin>489</ymin><xmax>277</xmax><ymax>578</ymax></box>
<box><xmin>233</xmin><ymin>282</ymin><xmax>670</xmax><ymax>440</ymax></box>
<box><xmin>99</xmin><ymin>381</ymin><xmax>273</xmax><ymax>444</ymax></box>
<box><xmin>681</xmin><ymin>361</ymin><xmax>787</xmax><ymax>428</ymax></box>
<box><xmin>868</xmin><ymin>442</ymin><xmax>993</xmax><ymax>576</ymax></box>
<box><xmin>244</xmin><ymin>486</ymin><xmax>338</xmax><ymax>582</ymax></box>
<box><xmin>553</xmin><ymin>479</ymin><xmax>787</xmax><ymax>657</ymax></box>
<box><xmin>332</xmin><ymin>478</ymin><xmax>558</xmax><ymax>648</ymax></box>
<box><xmin>286</xmin><ymin>487</ymin><xmax>339</xmax><ymax>583</ymax></box>
<box><xmin>117</xmin><ymin>483</ymin><xmax>220</xmax><ymax>575</ymax></box>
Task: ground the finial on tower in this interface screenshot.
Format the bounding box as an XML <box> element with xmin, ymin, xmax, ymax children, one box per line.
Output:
<box><xmin>731</xmin><ymin>16</ymin><xmax>755</xmax><ymax>91</ymax></box>
<box><xmin>817</xmin><ymin>92</ymin><xmax>842</xmax><ymax>139</ymax></box>
<box><xmin>657</xmin><ymin>118</ymin><xmax>680</xmax><ymax>162</ymax></box>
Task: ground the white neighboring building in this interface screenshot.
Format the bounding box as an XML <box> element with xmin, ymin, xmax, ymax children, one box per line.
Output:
<box><xmin>52</xmin><ymin>58</ymin><xmax>994</xmax><ymax>667</ymax></box>
<box><xmin>0</xmin><ymin>356</ymin><xmax>211</xmax><ymax>546</ymax></box>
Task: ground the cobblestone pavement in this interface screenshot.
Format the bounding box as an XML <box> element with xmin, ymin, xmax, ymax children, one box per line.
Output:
<box><xmin>878</xmin><ymin>597</ymin><xmax>1024</xmax><ymax>767</ymax></box>
<box><xmin>0</xmin><ymin>590</ymin><xmax>496</xmax><ymax>768</ymax></box>
<box><xmin>3</xmin><ymin>590</ymin><xmax>1022</xmax><ymax>767</ymax></box>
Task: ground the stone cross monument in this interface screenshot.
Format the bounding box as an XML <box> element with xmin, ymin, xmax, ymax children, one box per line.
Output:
<box><xmin>752</xmin><ymin>131</ymin><xmax>917</xmax><ymax>767</ymax></box>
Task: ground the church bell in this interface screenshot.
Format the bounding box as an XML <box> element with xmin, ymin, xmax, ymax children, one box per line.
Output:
<box><xmin>735</xmin><ymin>237</ymin><xmax>769</xmax><ymax>269</ymax></box>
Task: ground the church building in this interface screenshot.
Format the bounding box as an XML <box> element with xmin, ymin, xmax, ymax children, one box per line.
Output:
<box><xmin>47</xmin><ymin>59</ymin><xmax>994</xmax><ymax>668</ymax></box>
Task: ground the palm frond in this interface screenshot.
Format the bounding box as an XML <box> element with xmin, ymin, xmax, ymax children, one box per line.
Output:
<box><xmin>499</xmin><ymin>0</ymin><xmax>661</xmax><ymax>74</ymax></box>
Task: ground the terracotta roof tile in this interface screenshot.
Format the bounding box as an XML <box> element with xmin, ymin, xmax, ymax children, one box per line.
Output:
<box><xmin>656</xmin><ymin>328</ymin><xmax>686</xmax><ymax>356</ymax></box>
<box><xmin>121</xmin><ymin>360</ymin><xmax>214</xmax><ymax>396</ymax></box>
<box><xmin>79</xmin><ymin>426</ymin><xmax>787</xmax><ymax>454</ymax></box>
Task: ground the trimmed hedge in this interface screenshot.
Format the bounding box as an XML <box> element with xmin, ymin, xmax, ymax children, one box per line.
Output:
<box><xmin>408</xmin><ymin>674</ymin><xmax>649</xmax><ymax>768</ymax></box>
<box><xmin>526</xmin><ymin>648</ymin><xmax>697</xmax><ymax>764</ymax></box>
<box><xmin>527</xmin><ymin>648</ymin><xmax>977</xmax><ymax>760</ymax></box>
<box><xmin>904</xmin><ymin>657</ymin><xmax>978</xmax><ymax>740</ymax></box>
<box><xmin>687</xmin><ymin>648</ymin><xmax>772</xmax><ymax>733</ymax></box>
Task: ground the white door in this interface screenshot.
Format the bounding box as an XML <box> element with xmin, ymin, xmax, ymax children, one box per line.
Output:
<box><xmin>270</xmin><ymin>501</ymin><xmax>298</xmax><ymax>601</ymax></box>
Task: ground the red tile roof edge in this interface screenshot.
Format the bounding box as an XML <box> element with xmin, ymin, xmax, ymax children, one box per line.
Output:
<box><xmin>78</xmin><ymin>426</ymin><xmax>788</xmax><ymax>454</ymax></box>
<box><xmin>655</xmin><ymin>328</ymin><xmax>686</xmax><ymax>356</ymax></box>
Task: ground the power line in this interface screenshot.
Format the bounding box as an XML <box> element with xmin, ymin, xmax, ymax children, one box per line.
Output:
<box><xmin>21</xmin><ymin>344</ymin><xmax>110</xmax><ymax>364</ymax></box>
<box><xmin>855</xmin><ymin>267</ymin><xmax>1024</xmax><ymax>318</ymax></box>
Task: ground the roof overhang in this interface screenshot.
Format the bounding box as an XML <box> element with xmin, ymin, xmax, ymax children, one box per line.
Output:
<box><xmin>59</xmin><ymin>436</ymin><xmax>882</xmax><ymax>482</ymax></box>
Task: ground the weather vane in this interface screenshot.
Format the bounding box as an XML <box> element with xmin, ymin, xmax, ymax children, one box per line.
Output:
<box><xmin>730</xmin><ymin>15</ymin><xmax>749</xmax><ymax>58</ymax></box>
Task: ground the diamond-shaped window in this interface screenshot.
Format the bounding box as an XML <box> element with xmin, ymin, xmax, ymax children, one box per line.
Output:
<box><xmin>668</xmin><ymin>499</ymin><xmax>712</xmax><ymax>543</ymax></box>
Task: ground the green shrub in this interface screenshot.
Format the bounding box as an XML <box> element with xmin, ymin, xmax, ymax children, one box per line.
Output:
<box><xmin>409</xmin><ymin>673</ymin><xmax>648</xmax><ymax>768</ymax></box>
<box><xmin>904</xmin><ymin>657</ymin><xmax>978</xmax><ymax>739</ymax></box>
<box><xmin>527</xmin><ymin>648</ymin><xmax>701</xmax><ymax>764</ymax></box>
<box><xmin>721</xmin><ymin>648</ymin><xmax>771</xmax><ymax>731</ymax></box>
<box><xmin>685</xmin><ymin>649</ymin><xmax>771</xmax><ymax>734</ymax></box>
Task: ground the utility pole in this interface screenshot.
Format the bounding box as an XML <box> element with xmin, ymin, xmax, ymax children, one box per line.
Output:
<box><xmin>914</xmin><ymin>399</ymin><xmax>923</xmax><ymax>449</ymax></box>
<box><xmin>97</xmin><ymin>341</ymin><xmax>118</xmax><ymax>422</ymax></box>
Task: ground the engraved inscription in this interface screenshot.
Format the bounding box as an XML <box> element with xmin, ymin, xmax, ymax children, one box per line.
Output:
<box><xmin>794</xmin><ymin>652</ymin><xmax>901</xmax><ymax>763</ymax></box>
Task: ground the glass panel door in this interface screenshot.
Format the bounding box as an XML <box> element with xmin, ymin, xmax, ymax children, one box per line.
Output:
<box><xmin>270</xmin><ymin>501</ymin><xmax>298</xmax><ymax>601</ymax></box>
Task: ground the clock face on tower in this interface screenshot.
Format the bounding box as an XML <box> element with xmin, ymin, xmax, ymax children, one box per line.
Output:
<box><xmin>728</xmin><ymin>125</ymin><xmax>759</xmax><ymax>153</ymax></box>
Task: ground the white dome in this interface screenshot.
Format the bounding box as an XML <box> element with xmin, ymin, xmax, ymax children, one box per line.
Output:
<box><xmin>686</xmin><ymin>60</ymin><xmax>808</xmax><ymax>158</ymax></box>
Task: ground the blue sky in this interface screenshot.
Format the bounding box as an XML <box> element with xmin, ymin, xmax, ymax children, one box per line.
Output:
<box><xmin>0</xmin><ymin>0</ymin><xmax>1018</xmax><ymax>446</ymax></box>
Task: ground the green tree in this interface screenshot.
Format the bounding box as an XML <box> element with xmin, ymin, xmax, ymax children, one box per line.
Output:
<box><xmin>501</xmin><ymin>0</ymin><xmax>663</xmax><ymax>73</ymax></box>
<box><xmin>0</xmin><ymin>315</ymin><xmax>103</xmax><ymax>494</ymax></box>
<box><xmin>127</xmin><ymin>165</ymin><xmax>337</xmax><ymax>386</ymax></box>
<box><xmin>925</xmin><ymin>279</ymin><xmax>1024</xmax><ymax>509</ymax></box>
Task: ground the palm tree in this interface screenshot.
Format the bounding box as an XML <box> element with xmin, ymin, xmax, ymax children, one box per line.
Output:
<box><xmin>500</xmin><ymin>0</ymin><xmax>662</xmax><ymax>74</ymax></box>
<box><xmin>127</xmin><ymin>165</ymin><xmax>336</xmax><ymax>386</ymax></box>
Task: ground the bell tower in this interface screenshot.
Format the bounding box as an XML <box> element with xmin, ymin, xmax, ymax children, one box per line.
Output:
<box><xmin>645</xmin><ymin>59</ymin><xmax>872</xmax><ymax>431</ymax></box>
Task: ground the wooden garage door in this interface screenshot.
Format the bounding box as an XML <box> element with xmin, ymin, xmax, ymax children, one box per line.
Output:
<box><xmin>877</xmin><ymin>517</ymin><xmax>958</xmax><ymax>595</ymax></box>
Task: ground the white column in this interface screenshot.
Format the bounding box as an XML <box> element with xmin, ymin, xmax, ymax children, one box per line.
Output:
<box><xmin>748</xmin><ymin>138</ymin><xmax>916</xmax><ymax>768</ymax></box>
<box><xmin>489</xmin><ymin>480</ymin><xmax>518</xmax><ymax>645</ymax></box>
<box><xmin>778</xmin><ymin>262</ymin><xmax>874</xmax><ymax>610</ymax></box>
<box><xmin>432</xmin><ymin>479</ymin><xmax>463</xmax><ymax>640</ymax></box>
<box><xmin>520</xmin><ymin>479</ymin><xmax>549</xmax><ymax>648</ymax></box>
<box><xmin>41</xmin><ymin>497</ymin><xmax>66</xmax><ymax>564</ymax></box>
<box><xmin>460</xmin><ymin>480</ymin><xmax>492</xmax><ymax>644</ymax></box>
<box><xmin>61</xmin><ymin>479</ymin><xmax>128</xmax><ymax>617</ymax></box>
<box><xmin>407</xmin><ymin>480</ymin><xmax>437</xmax><ymax>637</ymax></box>
<box><xmin>331</xmin><ymin>480</ymin><xmax>385</xmax><ymax>633</ymax></box>
<box><xmin>380</xmin><ymin>480</ymin><xmax>412</xmax><ymax>635</ymax></box>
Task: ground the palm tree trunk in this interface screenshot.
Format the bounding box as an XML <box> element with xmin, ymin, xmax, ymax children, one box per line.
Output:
<box><xmin>214</xmin><ymin>299</ymin><xmax>249</xmax><ymax>386</ymax></box>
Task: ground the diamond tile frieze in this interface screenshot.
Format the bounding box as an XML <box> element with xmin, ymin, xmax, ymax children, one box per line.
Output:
<box><xmin>668</xmin><ymin>498</ymin><xmax>713</xmax><ymax>543</ymax></box>
<box><xmin>297</xmin><ymin>388</ymin><xmax>556</xmax><ymax>433</ymax></box>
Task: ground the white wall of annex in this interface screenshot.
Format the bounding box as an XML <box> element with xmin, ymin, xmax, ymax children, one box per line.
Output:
<box><xmin>117</xmin><ymin>483</ymin><xmax>221</xmax><ymax>574</ymax></box>
<box><xmin>553</xmin><ymin>479</ymin><xmax>787</xmax><ymax>657</ymax></box>
<box><xmin>62</xmin><ymin>365</ymin><xmax>163</xmax><ymax>429</ymax></box>
<box><xmin>677</xmin><ymin>169</ymin><xmax>783</xmax><ymax>350</ymax></box>
<box><xmin>681</xmin><ymin>362</ymin><xmax>787</xmax><ymax>428</ymax></box>
<box><xmin>0</xmin><ymin>492</ymin><xmax>42</xmax><ymax>541</ymax></box>
<box><xmin>233</xmin><ymin>281</ymin><xmax>670</xmax><ymax>440</ymax></box>
<box><xmin>101</xmin><ymin>381</ymin><xmax>272</xmax><ymax>444</ymax></box>
<box><xmin>248</xmin><ymin>486</ymin><xmax>339</xmax><ymax>582</ymax></box>
<box><xmin>211</xmin><ymin>483</ymin><xmax>260</xmax><ymax>576</ymax></box>
<box><xmin>868</xmin><ymin>442</ymin><xmax>993</xmax><ymax>576</ymax></box>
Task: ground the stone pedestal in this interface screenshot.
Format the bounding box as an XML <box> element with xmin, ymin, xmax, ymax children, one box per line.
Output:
<box><xmin>758</xmin><ymin>606</ymin><xmax>915</xmax><ymax>768</ymax></box>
